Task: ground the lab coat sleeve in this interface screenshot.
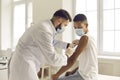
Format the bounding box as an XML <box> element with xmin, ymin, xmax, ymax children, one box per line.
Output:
<box><xmin>53</xmin><ymin>39</ymin><xmax>68</xmax><ymax>49</ymax></box>
<box><xmin>34</xmin><ymin>29</ymin><xmax>67</xmax><ymax>66</ymax></box>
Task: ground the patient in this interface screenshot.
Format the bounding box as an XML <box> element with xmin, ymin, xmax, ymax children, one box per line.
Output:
<box><xmin>52</xmin><ymin>14</ymin><xmax>98</xmax><ymax>80</ymax></box>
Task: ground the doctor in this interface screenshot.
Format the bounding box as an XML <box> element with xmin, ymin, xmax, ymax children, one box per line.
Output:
<box><xmin>9</xmin><ymin>9</ymin><xmax>74</xmax><ymax>80</ymax></box>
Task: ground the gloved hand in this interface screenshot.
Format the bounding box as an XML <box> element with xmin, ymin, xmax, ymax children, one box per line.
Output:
<box><xmin>69</xmin><ymin>39</ymin><xmax>79</xmax><ymax>48</ymax></box>
<box><xmin>65</xmin><ymin>47</ymin><xmax>74</xmax><ymax>57</ymax></box>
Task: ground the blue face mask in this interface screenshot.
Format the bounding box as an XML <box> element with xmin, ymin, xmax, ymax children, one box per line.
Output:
<box><xmin>75</xmin><ymin>28</ymin><xmax>85</xmax><ymax>36</ymax></box>
<box><xmin>56</xmin><ymin>24</ymin><xmax>65</xmax><ymax>33</ymax></box>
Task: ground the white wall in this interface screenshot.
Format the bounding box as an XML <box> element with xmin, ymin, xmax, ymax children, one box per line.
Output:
<box><xmin>33</xmin><ymin>0</ymin><xmax>62</xmax><ymax>23</ymax></box>
<box><xmin>62</xmin><ymin>0</ymin><xmax>74</xmax><ymax>43</ymax></box>
<box><xmin>1</xmin><ymin>0</ymin><xmax>12</xmax><ymax>50</ymax></box>
<box><xmin>98</xmin><ymin>56</ymin><xmax>120</xmax><ymax>76</ymax></box>
<box><xmin>33</xmin><ymin>0</ymin><xmax>74</xmax><ymax>43</ymax></box>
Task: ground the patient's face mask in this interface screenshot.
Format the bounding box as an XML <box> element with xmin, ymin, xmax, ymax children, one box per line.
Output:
<box><xmin>75</xmin><ymin>28</ymin><xmax>85</xmax><ymax>36</ymax></box>
<box><xmin>56</xmin><ymin>24</ymin><xmax>65</xmax><ymax>33</ymax></box>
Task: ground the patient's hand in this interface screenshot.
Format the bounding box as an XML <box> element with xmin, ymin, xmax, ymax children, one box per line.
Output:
<box><xmin>65</xmin><ymin>67</ymin><xmax>78</xmax><ymax>76</ymax></box>
<box><xmin>65</xmin><ymin>71</ymin><xmax>73</xmax><ymax>76</ymax></box>
<box><xmin>65</xmin><ymin>71</ymin><xmax>75</xmax><ymax>76</ymax></box>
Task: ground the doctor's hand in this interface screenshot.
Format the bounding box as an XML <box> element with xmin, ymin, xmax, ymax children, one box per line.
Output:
<box><xmin>65</xmin><ymin>47</ymin><xmax>74</xmax><ymax>57</ymax></box>
<box><xmin>52</xmin><ymin>74</ymin><xmax>59</xmax><ymax>80</ymax></box>
<box><xmin>69</xmin><ymin>39</ymin><xmax>79</xmax><ymax>48</ymax></box>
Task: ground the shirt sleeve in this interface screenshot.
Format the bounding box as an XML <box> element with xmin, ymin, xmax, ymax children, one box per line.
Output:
<box><xmin>53</xmin><ymin>39</ymin><xmax>69</xmax><ymax>49</ymax></box>
<box><xmin>33</xmin><ymin>27</ymin><xmax>67</xmax><ymax>67</ymax></box>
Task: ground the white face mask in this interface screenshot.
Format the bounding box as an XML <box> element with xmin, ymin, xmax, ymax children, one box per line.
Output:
<box><xmin>56</xmin><ymin>27</ymin><xmax>65</xmax><ymax>33</ymax></box>
<box><xmin>75</xmin><ymin>28</ymin><xmax>85</xmax><ymax>36</ymax></box>
<box><xmin>56</xmin><ymin>24</ymin><xmax>65</xmax><ymax>33</ymax></box>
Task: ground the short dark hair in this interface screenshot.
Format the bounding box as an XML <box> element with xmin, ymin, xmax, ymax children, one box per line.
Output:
<box><xmin>73</xmin><ymin>14</ymin><xmax>87</xmax><ymax>22</ymax></box>
<box><xmin>53</xmin><ymin>9</ymin><xmax>72</xmax><ymax>22</ymax></box>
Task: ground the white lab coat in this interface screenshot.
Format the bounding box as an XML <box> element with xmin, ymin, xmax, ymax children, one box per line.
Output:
<box><xmin>9</xmin><ymin>20</ymin><xmax>68</xmax><ymax>80</ymax></box>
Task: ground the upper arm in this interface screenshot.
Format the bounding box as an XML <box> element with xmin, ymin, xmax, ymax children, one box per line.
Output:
<box><xmin>68</xmin><ymin>35</ymin><xmax>88</xmax><ymax>63</ymax></box>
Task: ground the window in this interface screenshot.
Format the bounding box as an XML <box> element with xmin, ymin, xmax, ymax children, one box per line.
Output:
<box><xmin>75</xmin><ymin>0</ymin><xmax>97</xmax><ymax>45</ymax></box>
<box><xmin>75</xmin><ymin>0</ymin><xmax>120</xmax><ymax>55</ymax></box>
<box><xmin>103</xmin><ymin>0</ymin><xmax>120</xmax><ymax>52</ymax></box>
<box><xmin>12</xmin><ymin>0</ymin><xmax>32</xmax><ymax>49</ymax></box>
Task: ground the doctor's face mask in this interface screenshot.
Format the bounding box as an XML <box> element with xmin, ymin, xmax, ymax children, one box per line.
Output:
<box><xmin>56</xmin><ymin>19</ymin><xmax>69</xmax><ymax>33</ymax></box>
<box><xmin>56</xmin><ymin>24</ymin><xmax>65</xmax><ymax>33</ymax></box>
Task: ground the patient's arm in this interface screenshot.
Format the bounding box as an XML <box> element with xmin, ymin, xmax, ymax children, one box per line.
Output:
<box><xmin>52</xmin><ymin>35</ymin><xmax>88</xmax><ymax>80</ymax></box>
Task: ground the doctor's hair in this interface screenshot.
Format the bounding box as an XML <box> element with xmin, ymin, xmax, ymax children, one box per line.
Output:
<box><xmin>53</xmin><ymin>9</ymin><xmax>72</xmax><ymax>22</ymax></box>
<box><xmin>73</xmin><ymin>14</ymin><xmax>87</xmax><ymax>22</ymax></box>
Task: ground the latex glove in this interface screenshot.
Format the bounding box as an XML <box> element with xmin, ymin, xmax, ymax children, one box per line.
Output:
<box><xmin>65</xmin><ymin>47</ymin><xmax>74</xmax><ymax>57</ymax></box>
<box><xmin>72</xmin><ymin>39</ymin><xmax>79</xmax><ymax>46</ymax></box>
<box><xmin>69</xmin><ymin>39</ymin><xmax>79</xmax><ymax>48</ymax></box>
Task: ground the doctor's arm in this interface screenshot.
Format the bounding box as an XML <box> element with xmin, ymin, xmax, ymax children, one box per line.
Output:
<box><xmin>53</xmin><ymin>39</ymin><xmax>79</xmax><ymax>49</ymax></box>
<box><xmin>53</xmin><ymin>39</ymin><xmax>69</xmax><ymax>49</ymax></box>
<box><xmin>35</xmin><ymin>30</ymin><xmax>67</xmax><ymax>66</ymax></box>
<box><xmin>52</xmin><ymin>36</ymin><xmax>88</xmax><ymax>80</ymax></box>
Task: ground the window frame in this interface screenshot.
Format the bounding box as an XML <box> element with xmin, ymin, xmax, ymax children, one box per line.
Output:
<box><xmin>74</xmin><ymin>0</ymin><xmax>120</xmax><ymax>56</ymax></box>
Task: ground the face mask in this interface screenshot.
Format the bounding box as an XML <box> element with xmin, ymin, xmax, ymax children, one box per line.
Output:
<box><xmin>56</xmin><ymin>24</ymin><xmax>65</xmax><ymax>33</ymax></box>
<box><xmin>75</xmin><ymin>28</ymin><xmax>85</xmax><ymax>36</ymax></box>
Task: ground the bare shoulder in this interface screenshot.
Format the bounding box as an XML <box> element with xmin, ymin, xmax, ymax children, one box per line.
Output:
<box><xmin>79</xmin><ymin>35</ymin><xmax>88</xmax><ymax>43</ymax></box>
<box><xmin>72</xmin><ymin>35</ymin><xmax>88</xmax><ymax>58</ymax></box>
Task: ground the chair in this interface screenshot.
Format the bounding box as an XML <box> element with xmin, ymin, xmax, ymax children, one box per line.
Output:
<box><xmin>40</xmin><ymin>64</ymin><xmax>51</xmax><ymax>80</ymax></box>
